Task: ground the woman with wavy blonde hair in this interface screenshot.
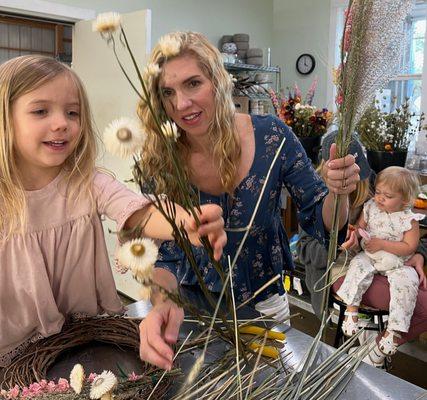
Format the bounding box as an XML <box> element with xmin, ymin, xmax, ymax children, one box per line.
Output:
<box><xmin>137</xmin><ymin>31</ymin><xmax>362</xmax><ymax>370</ymax></box>
<box><xmin>138</xmin><ymin>31</ymin><xmax>239</xmax><ymax>197</ymax></box>
<box><xmin>0</xmin><ymin>55</ymin><xmax>225</xmax><ymax>368</ymax></box>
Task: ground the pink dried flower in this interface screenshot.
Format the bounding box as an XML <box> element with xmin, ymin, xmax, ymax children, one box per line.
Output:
<box><xmin>5</xmin><ymin>386</ymin><xmax>19</xmax><ymax>399</ymax></box>
<box><xmin>38</xmin><ymin>380</ymin><xmax>48</xmax><ymax>390</ymax></box>
<box><xmin>88</xmin><ymin>372</ymin><xmax>98</xmax><ymax>383</ymax></box>
<box><xmin>46</xmin><ymin>381</ymin><xmax>56</xmax><ymax>393</ymax></box>
<box><xmin>56</xmin><ymin>378</ymin><xmax>70</xmax><ymax>393</ymax></box>
<box><xmin>343</xmin><ymin>7</ymin><xmax>353</xmax><ymax>52</ymax></box>
<box><xmin>127</xmin><ymin>372</ymin><xmax>142</xmax><ymax>381</ymax></box>
<box><xmin>28</xmin><ymin>383</ymin><xmax>43</xmax><ymax>395</ymax></box>
<box><xmin>268</xmin><ymin>88</ymin><xmax>280</xmax><ymax>116</ymax></box>
<box><xmin>293</xmin><ymin>83</ymin><xmax>302</xmax><ymax>100</ymax></box>
<box><xmin>305</xmin><ymin>76</ymin><xmax>318</xmax><ymax>105</ymax></box>
<box><xmin>20</xmin><ymin>387</ymin><xmax>31</xmax><ymax>398</ymax></box>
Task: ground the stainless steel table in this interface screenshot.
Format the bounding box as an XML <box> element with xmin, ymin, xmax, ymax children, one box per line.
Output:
<box><xmin>125</xmin><ymin>298</ymin><xmax>426</xmax><ymax>400</ymax></box>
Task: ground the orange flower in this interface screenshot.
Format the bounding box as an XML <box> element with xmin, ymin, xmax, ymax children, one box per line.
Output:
<box><xmin>384</xmin><ymin>143</ymin><xmax>393</xmax><ymax>151</ymax></box>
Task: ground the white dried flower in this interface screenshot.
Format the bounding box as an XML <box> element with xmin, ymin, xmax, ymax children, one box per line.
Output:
<box><xmin>70</xmin><ymin>364</ymin><xmax>85</xmax><ymax>394</ymax></box>
<box><xmin>103</xmin><ymin>117</ymin><xmax>145</xmax><ymax>159</ymax></box>
<box><xmin>116</xmin><ymin>238</ymin><xmax>158</xmax><ymax>282</ymax></box>
<box><xmin>92</xmin><ymin>12</ymin><xmax>121</xmax><ymax>34</ymax></box>
<box><xmin>144</xmin><ymin>62</ymin><xmax>161</xmax><ymax>78</ymax></box>
<box><xmin>158</xmin><ymin>35</ymin><xmax>181</xmax><ymax>57</ymax></box>
<box><xmin>89</xmin><ymin>370</ymin><xmax>117</xmax><ymax>399</ymax></box>
<box><xmin>162</xmin><ymin>120</ymin><xmax>180</xmax><ymax>141</ymax></box>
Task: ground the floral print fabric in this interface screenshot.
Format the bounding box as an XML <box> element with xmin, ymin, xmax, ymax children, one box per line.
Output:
<box><xmin>156</xmin><ymin>115</ymin><xmax>336</xmax><ymax>303</ymax></box>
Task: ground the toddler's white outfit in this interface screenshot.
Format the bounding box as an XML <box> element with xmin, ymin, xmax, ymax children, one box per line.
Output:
<box><xmin>337</xmin><ymin>199</ymin><xmax>424</xmax><ymax>333</ymax></box>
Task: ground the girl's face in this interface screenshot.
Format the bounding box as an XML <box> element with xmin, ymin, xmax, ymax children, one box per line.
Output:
<box><xmin>12</xmin><ymin>73</ymin><xmax>80</xmax><ymax>185</ymax></box>
<box><xmin>374</xmin><ymin>182</ymin><xmax>407</xmax><ymax>213</ymax></box>
<box><xmin>160</xmin><ymin>54</ymin><xmax>215</xmax><ymax>139</ymax></box>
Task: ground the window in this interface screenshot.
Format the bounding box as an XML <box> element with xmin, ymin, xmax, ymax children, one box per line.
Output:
<box><xmin>328</xmin><ymin>0</ymin><xmax>427</xmax><ymax>155</ymax></box>
<box><xmin>385</xmin><ymin>6</ymin><xmax>426</xmax><ymax>115</ymax></box>
<box><xmin>0</xmin><ymin>14</ymin><xmax>72</xmax><ymax>65</ymax></box>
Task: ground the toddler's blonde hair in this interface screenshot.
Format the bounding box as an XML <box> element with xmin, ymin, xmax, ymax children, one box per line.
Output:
<box><xmin>375</xmin><ymin>166</ymin><xmax>420</xmax><ymax>205</ymax></box>
<box><xmin>0</xmin><ymin>55</ymin><xmax>97</xmax><ymax>241</ymax></box>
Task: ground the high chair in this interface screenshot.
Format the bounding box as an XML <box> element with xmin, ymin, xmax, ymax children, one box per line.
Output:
<box><xmin>330</xmin><ymin>293</ymin><xmax>392</xmax><ymax>370</ymax></box>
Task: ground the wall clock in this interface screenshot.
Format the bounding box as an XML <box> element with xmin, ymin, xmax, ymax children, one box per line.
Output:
<box><xmin>296</xmin><ymin>53</ymin><xmax>316</xmax><ymax>75</ymax></box>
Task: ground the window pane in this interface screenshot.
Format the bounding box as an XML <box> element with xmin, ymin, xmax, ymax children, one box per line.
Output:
<box><xmin>384</xmin><ymin>78</ymin><xmax>422</xmax><ymax>114</ymax></box>
<box><xmin>411</xmin><ymin>19</ymin><xmax>425</xmax><ymax>74</ymax></box>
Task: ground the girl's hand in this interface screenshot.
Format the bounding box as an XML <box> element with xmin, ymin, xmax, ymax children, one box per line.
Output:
<box><xmin>322</xmin><ymin>143</ymin><xmax>360</xmax><ymax>195</ymax></box>
<box><xmin>139</xmin><ymin>299</ymin><xmax>184</xmax><ymax>370</ymax></box>
<box><xmin>364</xmin><ymin>238</ymin><xmax>383</xmax><ymax>253</ymax></box>
<box><xmin>405</xmin><ymin>253</ymin><xmax>427</xmax><ymax>290</ymax></box>
<box><xmin>341</xmin><ymin>229</ymin><xmax>360</xmax><ymax>251</ymax></box>
<box><xmin>182</xmin><ymin>204</ymin><xmax>227</xmax><ymax>260</ymax></box>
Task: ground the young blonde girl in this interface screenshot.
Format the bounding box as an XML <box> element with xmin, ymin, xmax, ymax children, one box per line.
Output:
<box><xmin>337</xmin><ymin>166</ymin><xmax>424</xmax><ymax>359</ymax></box>
<box><xmin>0</xmin><ymin>55</ymin><xmax>226</xmax><ymax>367</ymax></box>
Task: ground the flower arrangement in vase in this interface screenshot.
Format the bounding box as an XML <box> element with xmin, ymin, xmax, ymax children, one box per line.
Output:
<box><xmin>356</xmin><ymin>97</ymin><xmax>425</xmax><ymax>172</ymax></box>
<box><xmin>269</xmin><ymin>79</ymin><xmax>333</xmax><ymax>164</ymax></box>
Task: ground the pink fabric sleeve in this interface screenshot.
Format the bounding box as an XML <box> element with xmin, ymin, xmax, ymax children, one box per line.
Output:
<box><xmin>94</xmin><ymin>171</ymin><xmax>151</xmax><ymax>231</ymax></box>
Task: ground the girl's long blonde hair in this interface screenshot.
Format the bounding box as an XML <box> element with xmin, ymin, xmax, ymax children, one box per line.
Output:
<box><xmin>0</xmin><ymin>55</ymin><xmax>97</xmax><ymax>241</ymax></box>
<box><xmin>137</xmin><ymin>31</ymin><xmax>240</xmax><ymax>197</ymax></box>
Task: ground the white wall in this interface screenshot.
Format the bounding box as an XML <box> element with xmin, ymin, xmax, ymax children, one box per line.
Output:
<box><xmin>40</xmin><ymin>0</ymin><xmax>274</xmax><ymax>53</ymax></box>
<box><xmin>5</xmin><ymin>0</ymin><xmax>333</xmax><ymax>106</ymax></box>
<box><xmin>273</xmin><ymin>0</ymin><xmax>332</xmax><ymax>108</ymax></box>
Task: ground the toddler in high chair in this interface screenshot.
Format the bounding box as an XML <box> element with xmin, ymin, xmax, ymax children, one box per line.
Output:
<box><xmin>0</xmin><ymin>55</ymin><xmax>226</xmax><ymax>367</ymax></box>
<box><xmin>337</xmin><ymin>166</ymin><xmax>424</xmax><ymax>364</ymax></box>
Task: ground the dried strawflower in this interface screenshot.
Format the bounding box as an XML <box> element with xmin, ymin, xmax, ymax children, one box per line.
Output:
<box><xmin>158</xmin><ymin>35</ymin><xmax>181</xmax><ymax>57</ymax></box>
<box><xmin>89</xmin><ymin>370</ymin><xmax>117</xmax><ymax>400</ymax></box>
<box><xmin>103</xmin><ymin>117</ymin><xmax>145</xmax><ymax>158</ymax></box>
<box><xmin>116</xmin><ymin>238</ymin><xmax>158</xmax><ymax>290</ymax></box>
<box><xmin>162</xmin><ymin>120</ymin><xmax>180</xmax><ymax>141</ymax></box>
<box><xmin>70</xmin><ymin>363</ymin><xmax>85</xmax><ymax>394</ymax></box>
<box><xmin>144</xmin><ymin>62</ymin><xmax>161</xmax><ymax>78</ymax></box>
<box><xmin>92</xmin><ymin>12</ymin><xmax>121</xmax><ymax>34</ymax></box>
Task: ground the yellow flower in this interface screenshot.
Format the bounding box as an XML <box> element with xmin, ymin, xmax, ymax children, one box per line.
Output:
<box><xmin>158</xmin><ymin>35</ymin><xmax>181</xmax><ymax>57</ymax></box>
<box><xmin>92</xmin><ymin>12</ymin><xmax>121</xmax><ymax>34</ymax></box>
<box><xmin>70</xmin><ymin>364</ymin><xmax>85</xmax><ymax>394</ymax></box>
<box><xmin>103</xmin><ymin>117</ymin><xmax>146</xmax><ymax>159</ymax></box>
<box><xmin>90</xmin><ymin>371</ymin><xmax>117</xmax><ymax>400</ymax></box>
<box><xmin>161</xmin><ymin>120</ymin><xmax>180</xmax><ymax>141</ymax></box>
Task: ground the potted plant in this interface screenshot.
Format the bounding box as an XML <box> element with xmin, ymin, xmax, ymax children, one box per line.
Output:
<box><xmin>269</xmin><ymin>80</ymin><xmax>333</xmax><ymax>164</ymax></box>
<box><xmin>356</xmin><ymin>97</ymin><xmax>424</xmax><ymax>173</ymax></box>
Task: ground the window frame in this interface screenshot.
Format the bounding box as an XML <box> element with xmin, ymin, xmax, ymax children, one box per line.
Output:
<box><xmin>327</xmin><ymin>0</ymin><xmax>427</xmax><ymax>152</ymax></box>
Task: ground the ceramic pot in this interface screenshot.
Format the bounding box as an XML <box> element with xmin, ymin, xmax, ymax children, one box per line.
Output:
<box><xmin>298</xmin><ymin>135</ymin><xmax>322</xmax><ymax>165</ymax></box>
<box><xmin>366</xmin><ymin>150</ymin><xmax>407</xmax><ymax>173</ymax></box>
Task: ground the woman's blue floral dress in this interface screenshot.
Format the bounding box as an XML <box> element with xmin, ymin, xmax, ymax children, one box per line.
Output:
<box><xmin>157</xmin><ymin>115</ymin><xmax>336</xmax><ymax>303</ymax></box>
